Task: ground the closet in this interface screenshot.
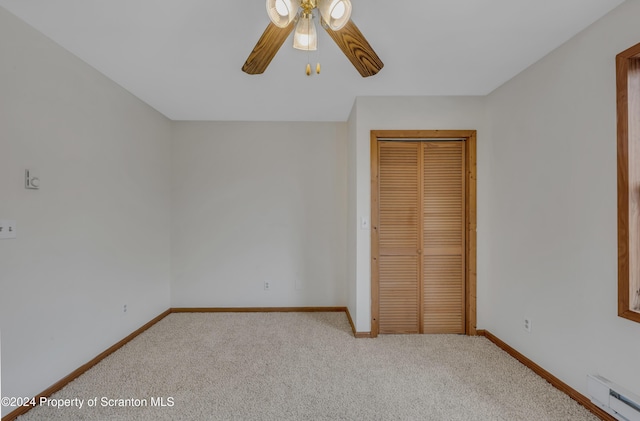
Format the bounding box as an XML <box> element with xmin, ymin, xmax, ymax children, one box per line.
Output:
<box><xmin>375</xmin><ymin>139</ymin><xmax>466</xmax><ymax>334</ymax></box>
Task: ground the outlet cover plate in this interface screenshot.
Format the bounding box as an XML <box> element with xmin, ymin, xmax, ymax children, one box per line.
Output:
<box><xmin>0</xmin><ymin>220</ymin><xmax>17</xmax><ymax>239</ymax></box>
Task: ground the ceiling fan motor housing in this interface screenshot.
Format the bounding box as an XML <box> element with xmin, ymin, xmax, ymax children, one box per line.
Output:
<box><xmin>268</xmin><ymin>0</ymin><xmax>351</xmax><ymax>30</ymax></box>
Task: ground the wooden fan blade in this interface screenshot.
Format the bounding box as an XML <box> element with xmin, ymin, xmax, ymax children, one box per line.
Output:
<box><xmin>242</xmin><ymin>21</ymin><xmax>295</xmax><ymax>75</ymax></box>
<box><xmin>322</xmin><ymin>19</ymin><xmax>384</xmax><ymax>77</ymax></box>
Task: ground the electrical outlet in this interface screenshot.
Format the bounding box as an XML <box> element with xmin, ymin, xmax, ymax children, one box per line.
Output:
<box><xmin>0</xmin><ymin>220</ymin><xmax>17</xmax><ymax>239</ymax></box>
<box><xmin>524</xmin><ymin>318</ymin><xmax>532</xmax><ymax>333</ymax></box>
<box><xmin>123</xmin><ymin>304</ymin><xmax>127</xmax><ymax>313</ymax></box>
<box><xmin>264</xmin><ymin>281</ymin><xmax>270</xmax><ymax>291</ymax></box>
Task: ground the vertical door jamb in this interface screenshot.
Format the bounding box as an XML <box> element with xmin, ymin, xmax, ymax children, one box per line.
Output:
<box><xmin>370</xmin><ymin>136</ymin><xmax>380</xmax><ymax>337</ymax></box>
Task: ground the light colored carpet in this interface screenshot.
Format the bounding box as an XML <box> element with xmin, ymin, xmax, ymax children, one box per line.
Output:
<box><xmin>17</xmin><ymin>312</ymin><xmax>597</xmax><ymax>420</ymax></box>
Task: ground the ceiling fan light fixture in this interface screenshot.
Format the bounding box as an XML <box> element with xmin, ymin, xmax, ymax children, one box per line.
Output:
<box><xmin>293</xmin><ymin>13</ymin><xmax>317</xmax><ymax>51</ymax></box>
<box><xmin>243</xmin><ymin>0</ymin><xmax>383</xmax><ymax>77</ymax></box>
<box><xmin>317</xmin><ymin>0</ymin><xmax>351</xmax><ymax>30</ymax></box>
<box><xmin>266</xmin><ymin>0</ymin><xmax>298</xmax><ymax>28</ymax></box>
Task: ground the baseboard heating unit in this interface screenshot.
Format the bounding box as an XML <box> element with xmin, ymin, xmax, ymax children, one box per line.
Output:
<box><xmin>587</xmin><ymin>375</ymin><xmax>640</xmax><ymax>421</ymax></box>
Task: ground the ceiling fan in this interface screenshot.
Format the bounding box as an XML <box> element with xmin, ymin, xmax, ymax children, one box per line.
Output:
<box><xmin>242</xmin><ymin>0</ymin><xmax>383</xmax><ymax>77</ymax></box>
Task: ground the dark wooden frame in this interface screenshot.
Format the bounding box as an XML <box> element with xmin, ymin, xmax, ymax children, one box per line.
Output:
<box><xmin>617</xmin><ymin>42</ymin><xmax>640</xmax><ymax>324</ymax></box>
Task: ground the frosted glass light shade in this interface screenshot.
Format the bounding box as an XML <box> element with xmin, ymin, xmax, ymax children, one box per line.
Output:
<box><xmin>266</xmin><ymin>0</ymin><xmax>298</xmax><ymax>28</ymax></box>
<box><xmin>293</xmin><ymin>15</ymin><xmax>317</xmax><ymax>50</ymax></box>
<box><xmin>317</xmin><ymin>0</ymin><xmax>351</xmax><ymax>30</ymax></box>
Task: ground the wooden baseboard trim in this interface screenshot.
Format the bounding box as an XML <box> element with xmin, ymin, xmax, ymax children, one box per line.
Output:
<box><xmin>172</xmin><ymin>306</ymin><xmax>375</xmax><ymax>337</ymax></box>
<box><xmin>1</xmin><ymin>309</ymin><xmax>171</xmax><ymax>421</ymax></box>
<box><xmin>170</xmin><ymin>306</ymin><xmax>347</xmax><ymax>313</ymax></box>
<box><xmin>344</xmin><ymin>307</ymin><xmax>372</xmax><ymax>338</ymax></box>
<box><xmin>345</xmin><ymin>307</ymin><xmax>356</xmax><ymax>335</ymax></box>
<box><xmin>476</xmin><ymin>330</ymin><xmax>614</xmax><ymax>421</ymax></box>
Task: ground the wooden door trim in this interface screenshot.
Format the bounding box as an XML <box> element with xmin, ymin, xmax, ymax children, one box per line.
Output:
<box><xmin>370</xmin><ymin>130</ymin><xmax>477</xmax><ymax>338</ymax></box>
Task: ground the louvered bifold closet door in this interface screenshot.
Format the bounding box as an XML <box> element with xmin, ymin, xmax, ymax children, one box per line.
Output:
<box><xmin>422</xmin><ymin>142</ymin><xmax>466</xmax><ymax>334</ymax></box>
<box><xmin>378</xmin><ymin>142</ymin><xmax>420</xmax><ymax>334</ymax></box>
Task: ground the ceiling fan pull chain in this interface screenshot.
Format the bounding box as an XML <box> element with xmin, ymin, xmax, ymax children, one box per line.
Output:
<box><xmin>306</xmin><ymin>63</ymin><xmax>312</xmax><ymax>76</ymax></box>
<box><xmin>315</xmin><ymin>25</ymin><xmax>321</xmax><ymax>74</ymax></box>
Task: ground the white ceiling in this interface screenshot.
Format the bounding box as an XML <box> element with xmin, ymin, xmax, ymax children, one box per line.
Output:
<box><xmin>0</xmin><ymin>0</ymin><xmax>625</xmax><ymax>121</ymax></box>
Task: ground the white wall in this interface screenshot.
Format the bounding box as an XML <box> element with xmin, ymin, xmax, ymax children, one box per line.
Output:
<box><xmin>347</xmin><ymin>96</ymin><xmax>489</xmax><ymax>332</ymax></box>
<box><xmin>346</xmin><ymin>103</ymin><xmax>358</xmax><ymax>321</ymax></box>
<box><xmin>0</xmin><ymin>7</ymin><xmax>172</xmax><ymax>417</ymax></box>
<box><xmin>485</xmin><ymin>0</ymin><xmax>640</xmax><ymax>397</ymax></box>
<box><xmin>170</xmin><ymin>122</ymin><xmax>348</xmax><ymax>307</ymax></box>
<box><xmin>3</xmin><ymin>0</ymin><xmax>640</xmax><ymax>413</ymax></box>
